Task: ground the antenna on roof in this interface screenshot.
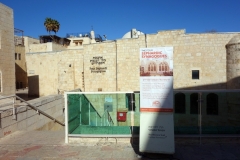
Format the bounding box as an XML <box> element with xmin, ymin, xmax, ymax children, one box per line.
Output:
<box><xmin>91</xmin><ymin>25</ymin><xmax>93</xmax><ymax>30</ymax></box>
<box><xmin>103</xmin><ymin>35</ymin><xmax>107</xmax><ymax>40</ymax></box>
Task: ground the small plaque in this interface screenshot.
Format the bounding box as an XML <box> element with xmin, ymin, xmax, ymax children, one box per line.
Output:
<box><xmin>29</xmin><ymin>70</ymin><xmax>35</xmax><ymax>74</ymax></box>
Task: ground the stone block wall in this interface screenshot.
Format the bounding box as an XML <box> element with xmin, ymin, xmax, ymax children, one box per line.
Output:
<box><xmin>117</xmin><ymin>37</ymin><xmax>146</xmax><ymax>91</ymax></box>
<box><xmin>27</xmin><ymin>52</ymin><xmax>59</xmax><ymax>96</ymax></box>
<box><xmin>15</xmin><ymin>45</ymin><xmax>27</xmax><ymax>89</ymax></box>
<box><xmin>26</xmin><ymin>30</ymin><xmax>240</xmax><ymax>95</ymax></box>
<box><xmin>26</xmin><ymin>50</ymin><xmax>84</xmax><ymax>96</ymax></box>
<box><xmin>24</xmin><ymin>36</ymin><xmax>39</xmax><ymax>53</ymax></box>
<box><xmin>58</xmin><ymin>50</ymin><xmax>84</xmax><ymax>93</ymax></box>
<box><xmin>29</xmin><ymin>43</ymin><xmax>49</xmax><ymax>53</ymax></box>
<box><xmin>84</xmin><ymin>42</ymin><xmax>117</xmax><ymax>92</ymax></box>
<box><xmin>29</xmin><ymin>42</ymin><xmax>66</xmax><ymax>53</ymax></box>
<box><xmin>0</xmin><ymin>94</ymin><xmax>64</xmax><ymax>138</ymax></box>
<box><xmin>0</xmin><ymin>3</ymin><xmax>15</xmax><ymax>96</ymax></box>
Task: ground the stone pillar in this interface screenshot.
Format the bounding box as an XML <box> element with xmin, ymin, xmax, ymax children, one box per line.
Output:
<box><xmin>226</xmin><ymin>35</ymin><xmax>240</xmax><ymax>126</ymax></box>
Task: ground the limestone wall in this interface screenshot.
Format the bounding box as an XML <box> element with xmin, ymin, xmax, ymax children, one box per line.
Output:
<box><xmin>0</xmin><ymin>94</ymin><xmax>64</xmax><ymax>138</ymax></box>
<box><xmin>24</xmin><ymin>36</ymin><xmax>39</xmax><ymax>53</ymax></box>
<box><xmin>26</xmin><ymin>50</ymin><xmax>84</xmax><ymax>96</ymax></box>
<box><xmin>26</xmin><ymin>29</ymin><xmax>240</xmax><ymax>96</ymax></box>
<box><xmin>15</xmin><ymin>45</ymin><xmax>27</xmax><ymax>88</ymax></box>
<box><xmin>57</xmin><ymin>50</ymin><xmax>84</xmax><ymax>93</ymax></box>
<box><xmin>84</xmin><ymin>42</ymin><xmax>117</xmax><ymax>92</ymax></box>
<box><xmin>52</xmin><ymin>42</ymin><xmax>68</xmax><ymax>51</ymax></box>
<box><xmin>0</xmin><ymin>3</ymin><xmax>15</xmax><ymax>96</ymax></box>
<box><xmin>29</xmin><ymin>42</ymin><xmax>66</xmax><ymax>53</ymax></box>
<box><xmin>117</xmin><ymin>36</ymin><xmax>147</xmax><ymax>91</ymax></box>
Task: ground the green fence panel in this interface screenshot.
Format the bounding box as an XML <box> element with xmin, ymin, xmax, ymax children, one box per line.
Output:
<box><xmin>67</xmin><ymin>94</ymin><xmax>80</xmax><ymax>133</ymax></box>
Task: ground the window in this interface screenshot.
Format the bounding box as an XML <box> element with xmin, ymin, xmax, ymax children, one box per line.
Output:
<box><xmin>73</xmin><ymin>40</ymin><xmax>83</xmax><ymax>46</ymax></box>
<box><xmin>15</xmin><ymin>53</ymin><xmax>17</xmax><ymax>60</ymax></box>
<box><xmin>0</xmin><ymin>72</ymin><xmax>2</xmax><ymax>92</ymax></box>
<box><xmin>190</xmin><ymin>93</ymin><xmax>198</xmax><ymax>114</ymax></box>
<box><xmin>192</xmin><ymin>70</ymin><xmax>199</xmax><ymax>79</ymax></box>
<box><xmin>207</xmin><ymin>93</ymin><xmax>218</xmax><ymax>115</ymax></box>
<box><xmin>148</xmin><ymin>62</ymin><xmax>156</xmax><ymax>71</ymax></box>
<box><xmin>174</xmin><ymin>93</ymin><xmax>186</xmax><ymax>113</ymax></box>
<box><xmin>159</xmin><ymin>62</ymin><xmax>169</xmax><ymax>72</ymax></box>
<box><xmin>18</xmin><ymin>53</ymin><xmax>21</xmax><ymax>60</ymax></box>
<box><xmin>126</xmin><ymin>93</ymin><xmax>135</xmax><ymax>111</ymax></box>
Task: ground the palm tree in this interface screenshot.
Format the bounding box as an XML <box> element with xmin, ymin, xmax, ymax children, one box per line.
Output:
<box><xmin>44</xmin><ymin>18</ymin><xmax>60</xmax><ymax>35</ymax></box>
<box><xmin>52</xmin><ymin>20</ymin><xmax>60</xmax><ymax>34</ymax></box>
<box><xmin>44</xmin><ymin>18</ymin><xmax>53</xmax><ymax>34</ymax></box>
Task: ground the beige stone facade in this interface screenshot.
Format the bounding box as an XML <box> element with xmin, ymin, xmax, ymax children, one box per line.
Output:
<box><xmin>24</xmin><ymin>36</ymin><xmax>40</xmax><ymax>53</ymax></box>
<box><xmin>26</xmin><ymin>29</ymin><xmax>240</xmax><ymax>96</ymax></box>
<box><xmin>15</xmin><ymin>45</ymin><xmax>27</xmax><ymax>89</ymax></box>
<box><xmin>27</xmin><ymin>50</ymin><xmax>83</xmax><ymax>96</ymax></box>
<box><xmin>26</xmin><ymin>28</ymin><xmax>240</xmax><ymax>130</ymax></box>
<box><xmin>14</xmin><ymin>36</ymin><xmax>40</xmax><ymax>90</ymax></box>
<box><xmin>0</xmin><ymin>3</ymin><xmax>15</xmax><ymax>96</ymax></box>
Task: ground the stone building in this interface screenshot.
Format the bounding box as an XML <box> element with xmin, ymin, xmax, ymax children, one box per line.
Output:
<box><xmin>25</xmin><ymin>29</ymin><xmax>240</xmax><ymax>129</ymax></box>
<box><xmin>15</xmin><ymin>34</ymin><xmax>40</xmax><ymax>90</ymax></box>
<box><xmin>15</xmin><ymin>44</ymin><xmax>26</xmax><ymax>89</ymax></box>
<box><xmin>26</xmin><ymin>29</ymin><xmax>240</xmax><ymax>95</ymax></box>
<box><xmin>0</xmin><ymin>3</ymin><xmax>15</xmax><ymax>96</ymax></box>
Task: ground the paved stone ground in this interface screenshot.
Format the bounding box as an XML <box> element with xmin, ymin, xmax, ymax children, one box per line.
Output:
<box><xmin>0</xmin><ymin>131</ymin><xmax>239</xmax><ymax>160</ymax></box>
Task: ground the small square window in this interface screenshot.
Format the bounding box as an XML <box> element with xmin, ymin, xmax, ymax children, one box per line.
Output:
<box><xmin>192</xmin><ymin>70</ymin><xmax>199</xmax><ymax>79</ymax></box>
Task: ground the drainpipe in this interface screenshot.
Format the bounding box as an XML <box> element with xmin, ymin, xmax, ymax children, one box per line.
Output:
<box><xmin>115</xmin><ymin>40</ymin><xmax>118</xmax><ymax>126</ymax></box>
<box><xmin>82</xmin><ymin>54</ymin><xmax>85</xmax><ymax>91</ymax></box>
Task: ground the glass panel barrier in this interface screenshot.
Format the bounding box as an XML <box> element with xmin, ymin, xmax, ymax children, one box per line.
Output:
<box><xmin>67</xmin><ymin>92</ymin><xmax>139</xmax><ymax>135</ymax></box>
<box><xmin>67</xmin><ymin>94</ymin><xmax>80</xmax><ymax>134</ymax></box>
<box><xmin>174</xmin><ymin>90</ymin><xmax>240</xmax><ymax>136</ymax></box>
<box><xmin>173</xmin><ymin>91</ymin><xmax>199</xmax><ymax>135</ymax></box>
<box><xmin>67</xmin><ymin>90</ymin><xmax>240</xmax><ymax>136</ymax></box>
<box><xmin>201</xmin><ymin>91</ymin><xmax>240</xmax><ymax>135</ymax></box>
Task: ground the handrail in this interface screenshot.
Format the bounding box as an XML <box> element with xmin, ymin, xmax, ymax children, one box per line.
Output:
<box><xmin>102</xmin><ymin>109</ymin><xmax>114</xmax><ymax>126</ymax></box>
<box><xmin>0</xmin><ymin>95</ymin><xmax>65</xmax><ymax>126</ymax></box>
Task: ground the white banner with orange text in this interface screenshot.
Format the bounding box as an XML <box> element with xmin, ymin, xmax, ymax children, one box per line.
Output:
<box><xmin>139</xmin><ymin>47</ymin><xmax>175</xmax><ymax>154</ymax></box>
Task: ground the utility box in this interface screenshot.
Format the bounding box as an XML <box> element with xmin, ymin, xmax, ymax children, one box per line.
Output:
<box><xmin>117</xmin><ymin>112</ymin><xmax>127</xmax><ymax>122</ymax></box>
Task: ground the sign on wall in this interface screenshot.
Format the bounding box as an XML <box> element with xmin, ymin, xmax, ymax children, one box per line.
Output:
<box><xmin>140</xmin><ymin>47</ymin><xmax>173</xmax><ymax>112</ymax></box>
<box><xmin>89</xmin><ymin>56</ymin><xmax>107</xmax><ymax>73</ymax></box>
<box><xmin>139</xmin><ymin>47</ymin><xmax>174</xmax><ymax>154</ymax></box>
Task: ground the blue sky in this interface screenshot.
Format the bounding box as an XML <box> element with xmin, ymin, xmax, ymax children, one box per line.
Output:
<box><xmin>1</xmin><ymin>0</ymin><xmax>240</xmax><ymax>40</ymax></box>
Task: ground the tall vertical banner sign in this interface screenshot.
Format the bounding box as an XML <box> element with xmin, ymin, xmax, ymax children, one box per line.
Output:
<box><xmin>139</xmin><ymin>47</ymin><xmax>175</xmax><ymax>154</ymax></box>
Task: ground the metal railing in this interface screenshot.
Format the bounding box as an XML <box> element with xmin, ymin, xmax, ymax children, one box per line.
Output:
<box><xmin>66</xmin><ymin>32</ymin><xmax>103</xmax><ymax>42</ymax></box>
<box><xmin>101</xmin><ymin>109</ymin><xmax>114</xmax><ymax>126</ymax></box>
<box><xmin>0</xmin><ymin>95</ymin><xmax>65</xmax><ymax>126</ymax></box>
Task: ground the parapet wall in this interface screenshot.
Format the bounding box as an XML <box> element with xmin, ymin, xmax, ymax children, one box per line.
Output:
<box><xmin>0</xmin><ymin>94</ymin><xmax>64</xmax><ymax>138</ymax></box>
<box><xmin>29</xmin><ymin>42</ymin><xmax>66</xmax><ymax>53</ymax></box>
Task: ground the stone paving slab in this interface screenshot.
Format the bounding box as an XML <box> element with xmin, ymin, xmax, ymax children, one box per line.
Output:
<box><xmin>0</xmin><ymin>131</ymin><xmax>239</xmax><ymax>160</ymax></box>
